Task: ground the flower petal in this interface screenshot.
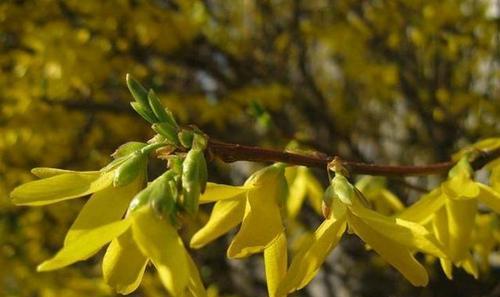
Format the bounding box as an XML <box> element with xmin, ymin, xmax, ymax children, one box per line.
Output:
<box><xmin>190</xmin><ymin>198</ymin><xmax>246</xmax><ymax>249</ymax></box>
<box><xmin>37</xmin><ymin>219</ymin><xmax>131</xmax><ymax>271</ymax></box>
<box><xmin>379</xmin><ymin>189</ymin><xmax>405</xmax><ymax>212</ymax></box>
<box><xmin>186</xmin><ymin>253</ymin><xmax>207</xmax><ymax>297</ymax></box>
<box><xmin>277</xmin><ymin>216</ymin><xmax>346</xmax><ymax>294</ymax></box>
<box><xmin>31</xmin><ymin>167</ymin><xmax>100</xmax><ymax>178</ymax></box>
<box><xmin>264</xmin><ymin>232</ymin><xmax>287</xmax><ymax>297</ymax></box>
<box><xmin>102</xmin><ymin>228</ymin><xmax>148</xmax><ymax>294</ymax></box>
<box><xmin>440</xmin><ymin>258</ymin><xmax>453</xmax><ymax>280</ymax></box>
<box><xmin>65</xmin><ymin>176</ymin><xmax>143</xmax><ymax>245</ymax></box>
<box><xmin>286</xmin><ymin>169</ymin><xmax>308</xmax><ymax>218</ymax></box>
<box><xmin>11</xmin><ymin>172</ymin><xmax>113</xmax><ymax>206</ymax></box>
<box><xmin>227</xmin><ymin>186</ymin><xmax>284</xmax><ymax>258</ymax></box>
<box><xmin>445</xmin><ymin>197</ymin><xmax>477</xmax><ymax>261</ymax></box>
<box><xmin>397</xmin><ymin>188</ymin><xmax>445</xmax><ymax>224</ymax></box>
<box><xmin>305</xmin><ymin>172</ymin><xmax>324</xmax><ymax>215</ymax></box>
<box><xmin>349</xmin><ymin>201</ymin><xmax>446</xmax><ymax>258</ymax></box>
<box><xmin>459</xmin><ymin>252</ymin><xmax>479</xmax><ymax>279</ymax></box>
<box><xmin>432</xmin><ymin>207</ymin><xmax>449</xmax><ymax>249</ymax></box>
<box><xmin>199</xmin><ymin>183</ymin><xmax>252</xmax><ymax>204</ymax></box>
<box><xmin>347</xmin><ymin>212</ymin><xmax>429</xmax><ymax>287</ymax></box>
<box><xmin>132</xmin><ymin>207</ymin><xmax>190</xmax><ymax>296</ymax></box>
<box><xmin>477</xmin><ymin>184</ymin><xmax>500</xmax><ymax>213</ymax></box>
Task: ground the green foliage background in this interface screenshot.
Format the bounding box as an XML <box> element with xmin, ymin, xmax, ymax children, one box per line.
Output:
<box><xmin>1</xmin><ymin>0</ymin><xmax>499</xmax><ymax>296</ymax></box>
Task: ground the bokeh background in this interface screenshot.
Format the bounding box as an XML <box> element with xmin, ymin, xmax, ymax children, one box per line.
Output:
<box><xmin>1</xmin><ymin>0</ymin><xmax>499</xmax><ymax>296</ymax></box>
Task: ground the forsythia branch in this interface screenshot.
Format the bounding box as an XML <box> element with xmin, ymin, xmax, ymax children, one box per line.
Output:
<box><xmin>207</xmin><ymin>139</ymin><xmax>500</xmax><ymax>176</ymax></box>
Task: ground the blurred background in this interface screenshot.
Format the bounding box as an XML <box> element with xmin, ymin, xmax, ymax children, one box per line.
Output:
<box><xmin>1</xmin><ymin>0</ymin><xmax>499</xmax><ymax>296</ymax></box>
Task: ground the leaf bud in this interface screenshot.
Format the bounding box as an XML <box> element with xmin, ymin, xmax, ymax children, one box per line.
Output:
<box><xmin>126</xmin><ymin>74</ymin><xmax>149</xmax><ymax>107</ymax></box>
<box><xmin>152</xmin><ymin>122</ymin><xmax>179</xmax><ymax>145</ymax></box>
<box><xmin>147</xmin><ymin>89</ymin><xmax>178</xmax><ymax>127</ymax></box>
<box><xmin>130</xmin><ymin>101</ymin><xmax>157</xmax><ymax>124</ymax></box>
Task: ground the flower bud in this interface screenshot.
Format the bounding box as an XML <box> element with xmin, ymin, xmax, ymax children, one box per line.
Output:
<box><xmin>113</xmin><ymin>152</ymin><xmax>146</xmax><ymax>187</ymax></box>
<box><xmin>332</xmin><ymin>174</ymin><xmax>354</xmax><ymax>205</ymax></box>
<box><xmin>182</xmin><ymin>149</ymin><xmax>204</xmax><ymax>215</ymax></box>
<box><xmin>322</xmin><ymin>184</ymin><xmax>335</xmax><ymax>218</ymax></box>
<box><xmin>178</xmin><ymin>129</ymin><xmax>195</xmax><ymax>149</ymax></box>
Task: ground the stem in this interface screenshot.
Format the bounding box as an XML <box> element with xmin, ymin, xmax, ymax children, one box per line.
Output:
<box><xmin>207</xmin><ymin>139</ymin><xmax>500</xmax><ymax>177</ymax></box>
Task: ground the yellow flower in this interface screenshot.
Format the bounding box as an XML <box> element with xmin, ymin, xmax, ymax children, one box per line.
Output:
<box><xmin>13</xmin><ymin>166</ymin><xmax>206</xmax><ymax>296</ymax></box>
<box><xmin>277</xmin><ymin>174</ymin><xmax>446</xmax><ymax>295</ymax></box>
<box><xmin>190</xmin><ymin>164</ymin><xmax>287</xmax><ymax>258</ymax></box>
<box><xmin>99</xmin><ymin>170</ymin><xmax>207</xmax><ymax>296</ymax></box>
<box><xmin>190</xmin><ymin>164</ymin><xmax>288</xmax><ymax>297</ymax></box>
<box><xmin>104</xmin><ymin>205</ymin><xmax>206</xmax><ymax>296</ymax></box>
<box><xmin>398</xmin><ymin>158</ymin><xmax>500</xmax><ymax>279</ymax></box>
<box><xmin>9</xmin><ymin>167</ymin><xmax>145</xmax><ymax>271</ymax></box>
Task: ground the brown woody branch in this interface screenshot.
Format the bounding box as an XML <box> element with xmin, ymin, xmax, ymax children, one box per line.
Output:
<box><xmin>207</xmin><ymin>139</ymin><xmax>500</xmax><ymax>177</ymax></box>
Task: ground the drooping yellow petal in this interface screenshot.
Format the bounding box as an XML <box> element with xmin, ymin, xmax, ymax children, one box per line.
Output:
<box><xmin>347</xmin><ymin>212</ymin><xmax>429</xmax><ymax>287</ymax></box>
<box><xmin>286</xmin><ymin>169</ymin><xmax>308</xmax><ymax>218</ymax></box>
<box><xmin>445</xmin><ymin>197</ymin><xmax>477</xmax><ymax>261</ymax></box>
<box><xmin>379</xmin><ymin>189</ymin><xmax>405</xmax><ymax>212</ymax></box>
<box><xmin>190</xmin><ymin>198</ymin><xmax>246</xmax><ymax>249</ymax></box>
<box><xmin>227</xmin><ymin>186</ymin><xmax>284</xmax><ymax>258</ymax></box>
<box><xmin>459</xmin><ymin>253</ymin><xmax>479</xmax><ymax>279</ymax></box>
<box><xmin>132</xmin><ymin>207</ymin><xmax>190</xmax><ymax>296</ymax></box>
<box><xmin>432</xmin><ymin>207</ymin><xmax>449</xmax><ymax>250</ymax></box>
<box><xmin>37</xmin><ymin>219</ymin><xmax>131</xmax><ymax>271</ymax></box>
<box><xmin>11</xmin><ymin>171</ymin><xmax>113</xmax><ymax>206</ymax></box>
<box><xmin>264</xmin><ymin>232</ymin><xmax>287</xmax><ymax>297</ymax></box>
<box><xmin>102</xmin><ymin>228</ymin><xmax>148</xmax><ymax>294</ymax></box>
<box><xmin>432</xmin><ymin>207</ymin><xmax>452</xmax><ymax>279</ymax></box>
<box><xmin>477</xmin><ymin>183</ymin><xmax>500</xmax><ymax>213</ymax></box>
<box><xmin>31</xmin><ymin>167</ymin><xmax>100</xmax><ymax>178</ymax></box>
<box><xmin>65</xmin><ymin>176</ymin><xmax>143</xmax><ymax>245</ymax></box>
<box><xmin>277</xmin><ymin>201</ymin><xmax>347</xmax><ymax>295</ymax></box>
<box><xmin>305</xmin><ymin>173</ymin><xmax>324</xmax><ymax>215</ymax></box>
<box><xmin>356</xmin><ymin>177</ymin><xmax>403</xmax><ymax>215</ymax></box>
<box><xmin>349</xmin><ymin>200</ymin><xmax>446</xmax><ymax>258</ymax></box>
<box><xmin>440</xmin><ymin>258</ymin><xmax>453</xmax><ymax>280</ymax></box>
<box><xmin>186</xmin><ymin>252</ymin><xmax>207</xmax><ymax>297</ymax></box>
<box><xmin>398</xmin><ymin>188</ymin><xmax>446</xmax><ymax>224</ymax></box>
<box><xmin>199</xmin><ymin>183</ymin><xmax>253</xmax><ymax>204</ymax></box>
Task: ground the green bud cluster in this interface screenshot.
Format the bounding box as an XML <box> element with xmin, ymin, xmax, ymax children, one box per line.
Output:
<box><xmin>126</xmin><ymin>74</ymin><xmax>180</xmax><ymax>145</ymax></box>
<box><xmin>125</xmin><ymin>75</ymin><xmax>210</xmax><ymax>221</ymax></box>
